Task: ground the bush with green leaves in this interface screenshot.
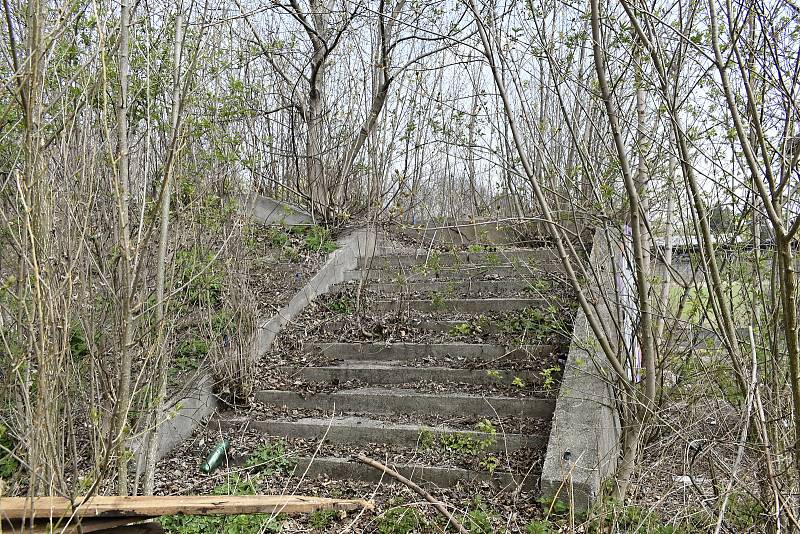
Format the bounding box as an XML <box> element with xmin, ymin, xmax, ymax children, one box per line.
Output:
<box><xmin>265</xmin><ymin>227</ymin><xmax>289</xmax><ymax>248</ymax></box>
<box><xmin>175</xmin><ymin>246</ymin><xmax>225</xmax><ymax>305</ymax></box>
<box><xmin>303</xmin><ymin>225</ymin><xmax>337</xmax><ymax>254</ymax></box>
<box><xmin>174</xmin><ymin>338</ymin><xmax>208</xmax><ymax>369</ymax></box>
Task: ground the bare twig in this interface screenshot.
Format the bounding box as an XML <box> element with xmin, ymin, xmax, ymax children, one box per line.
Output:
<box><xmin>354</xmin><ymin>453</ymin><xmax>469</xmax><ymax>534</ymax></box>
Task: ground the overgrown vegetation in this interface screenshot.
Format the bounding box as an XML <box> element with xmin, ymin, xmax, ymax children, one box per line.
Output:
<box><xmin>375</xmin><ymin>505</ymin><xmax>427</xmax><ymax>534</ymax></box>
<box><xmin>0</xmin><ymin>424</ymin><xmax>17</xmax><ymax>480</ymax></box>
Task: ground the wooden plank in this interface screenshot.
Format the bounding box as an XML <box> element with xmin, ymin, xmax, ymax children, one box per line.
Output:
<box><xmin>0</xmin><ymin>495</ymin><xmax>374</xmax><ymax>520</ymax></box>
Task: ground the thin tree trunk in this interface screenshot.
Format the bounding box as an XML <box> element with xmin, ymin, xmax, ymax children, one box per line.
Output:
<box><xmin>111</xmin><ymin>0</ymin><xmax>134</xmax><ymax>496</ymax></box>
<box><xmin>141</xmin><ymin>6</ymin><xmax>185</xmax><ymax>495</ymax></box>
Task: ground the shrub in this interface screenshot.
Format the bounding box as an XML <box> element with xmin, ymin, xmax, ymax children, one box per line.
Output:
<box><xmin>175</xmin><ymin>247</ymin><xmax>224</xmax><ymax>305</ymax></box>
<box><xmin>0</xmin><ymin>424</ymin><xmax>17</xmax><ymax>479</ymax></box>
<box><xmin>304</xmin><ymin>225</ymin><xmax>337</xmax><ymax>254</ymax></box>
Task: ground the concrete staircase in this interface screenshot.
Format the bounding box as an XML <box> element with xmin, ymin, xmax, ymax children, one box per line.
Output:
<box><xmin>216</xmin><ymin>245</ymin><xmax>578</xmax><ymax>493</ymax></box>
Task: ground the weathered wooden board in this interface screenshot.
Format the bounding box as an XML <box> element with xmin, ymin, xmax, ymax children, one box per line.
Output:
<box><xmin>0</xmin><ymin>495</ymin><xmax>373</xmax><ymax>520</ymax></box>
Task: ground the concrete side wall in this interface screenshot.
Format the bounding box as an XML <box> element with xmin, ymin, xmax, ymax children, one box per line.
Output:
<box><xmin>238</xmin><ymin>194</ymin><xmax>313</xmax><ymax>226</ymax></box>
<box><xmin>253</xmin><ymin>227</ymin><xmax>377</xmax><ymax>358</ymax></box>
<box><xmin>134</xmin><ymin>226</ymin><xmax>376</xmax><ymax>473</ymax></box>
<box><xmin>540</xmin><ymin>228</ymin><xmax>620</xmax><ymax>510</ymax></box>
<box><xmin>132</xmin><ymin>373</ymin><xmax>219</xmax><ymax>478</ymax></box>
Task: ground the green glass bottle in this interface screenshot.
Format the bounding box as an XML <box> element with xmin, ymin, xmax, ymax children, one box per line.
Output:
<box><xmin>200</xmin><ymin>439</ymin><xmax>230</xmax><ymax>474</ymax></box>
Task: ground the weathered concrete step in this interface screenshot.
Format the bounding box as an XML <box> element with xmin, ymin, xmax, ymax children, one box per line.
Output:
<box><xmin>289</xmin><ymin>456</ymin><xmax>536</xmax><ymax>491</ymax></box>
<box><xmin>255</xmin><ymin>388</ymin><xmax>554</xmax><ymax>419</ymax></box>
<box><xmin>286</xmin><ymin>362</ymin><xmax>536</xmax><ymax>386</ymax></box>
<box><xmin>214</xmin><ymin>415</ymin><xmax>543</xmax><ymax>451</ymax></box>
<box><xmin>417</xmin><ymin>319</ymin><xmax>504</xmax><ymax>334</ymax></box>
<box><xmin>308</xmin><ymin>342</ymin><xmax>557</xmax><ymax>362</ymax></box>
<box><xmin>343</xmin><ymin>264</ymin><xmax>563</xmax><ymax>282</ymax></box>
<box><xmin>316</xmin><ymin>319</ymin><xmax>506</xmax><ymax>335</ymax></box>
<box><xmin>390</xmin><ymin>218</ymin><xmax>590</xmax><ymax>246</ymax></box>
<box><xmin>359</xmin><ymin>249</ymin><xmax>559</xmax><ymax>268</ymax></box>
<box><xmin>362</xmin><ymin>279</ymin><xmax>540</xmax><ymax>295</ymax></box>
<box><xmin>370</xmin><ymin>298</ymin><xmax>545</xmax><ymax>314</ymax></box>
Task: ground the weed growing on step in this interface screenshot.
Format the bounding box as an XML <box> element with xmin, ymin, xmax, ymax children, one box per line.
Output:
<box><xmin>499</xmin><ymin>305</ymin><xmax>567</xmax><ymax>342</ymax></box>
<box><xmin>265</xmin><ymin>227</ymin><xmax>289</xmax><ymax>248</ymax></box>
<box><xmin>417</xmin><ymin>420</ymin><xmax>497</xmax><ymax>457</ymax></box>
<box><xmin>526</xmin><ymin>520</ymin><xmax>553</xmax><ymax>534</ymax></box>
<box><xmin>486</xmin><ymin>369</ymin><xmax>503</xmax><ymax>380</ymax></box>
<box><xmin>245</xmin><ymin>439</ymin><xmax>297</xmax><ymax>475</ymax></box>
<box><xmin>327</xmin><ymin>295</ymin><xmax>353</xmax><ymax>314</ymax></box>
<box><xmin>412</xmin><ymin>252</ymin><xmax>441</xmax><ymax>275</ymax></box>
<box><xmin>440</xmin><ymin>433</ymin><xmax>493</xmax><ymax>455</ymax></box>
<box><xmin>485</xmin><ymin>252</ymin><xmax>500</xmax><ymax>266</ymax></box>
<box><xmin>279</xmin><ymin>245</ymin><xmax>299</xmax><ymax>262</ymax></box>
<box><xmin>431</xmin><ymin>292</ymin><xmax>446</xmax><ymax>310</ymax></box>
<box><xmin>465</xmin><ymin>496</ymin><xmax>500</xmax><ymax>533</ymax></box>
<box><xmin>449</xmin><ymin>322</ymin><xmax>473</xmax><ymax>336</ymax></box>
<box><xmin>524</xmin><ymin>279</ymin><xmax>550</xmax><ymax>293</ymax></box>
<box><xmin>447</xmin><ymin>250</ymin><xmax>463</xmax><ymax>267</ymax></box>
<box><xmin>478</xmin><ymin>455</ymin><xmax>499</xmax><ymax>473</ymax></box>
<box><xmin>161</xmin><ymin>513</ymin><xmax>283</xmax><ymax>534</ymax></box>
<box><xmin>540</xmin><ymin>366</ymin><xmax>560</xmax><ymax>390</ymax></box>
<box><xmin>467</xmin><ymin>244</ymin><xmax>485</xmax><ymax>253</ymax></box>
<box><xmin>391</xmin><ymin>274</ymin><xmax>408</xmax><ymax>285</ymax></box>
<box><xmin>418</xmin><ymin>428</ymin><xmax>435</xmax><ymax>450</ymax></box>
<box><xmin>475</xmin><ymin>419</ymin><xmax>497</xmax><ymax>435</ymax></box>
<box><xmin>512</xmin><ymin>376</ymin><xmax>526</xmax><ymax>388</ymax></box>
<box><xmin>528</xmin><ymin>495</ymin><xmax>719</xmax><ymax>533</ymax></box>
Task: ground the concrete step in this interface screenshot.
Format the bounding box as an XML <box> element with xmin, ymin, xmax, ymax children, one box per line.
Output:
<box><xmin>389</xmin><ymin>218</ymin><xmax>591</xmax><ymax>246</ymax></box>
<box><xmin>307</xmin><ymin>342</ymin><xmax>558</xmax><ymax>362</ymax></box>
<box><xmin>359</xmin><ymin>249</ymin><xmax>560</xmax><ymax>269</ymax></box>
<box><xmin>369</xmin><ymin>298</ymin><xmax>545</xmax><ymax>315</ymax></box>
<box><xmin>214</xmin><ymin>415</ymin><xmax>544</xmax><ymax>451</ymax></box>
<box><xmin>316</xmin><ymin>319</ymin><xmax>506</xmax><ymax>335</ymax></box>
<box><xmin>286</xmin><ymin>362</ymin><xmax>537</xmax><ymax>386</ymax></box>
<box><xmin>288</xmin><ymin>456</ymin><xmax>536</xmax><ymax>491</ymax></box>
<box><xmin>343</xmin><ymin>264</ymin><xmax>562</xmax><ymax>282</ymax></box>
<box><xmin>255</xmin><ymin>388</ymin><xmax>554</xmax><ymax>419</ymax></box>
<box><xmin>360</xmin><ymin>279</ymin><xmax>541</xmax><ymax>296</ymax></box>
<box><xmin>416</xmin><ymin>319</ymin><xmax>505</xmax><ymax>334</ymax></box>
